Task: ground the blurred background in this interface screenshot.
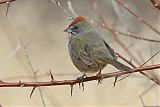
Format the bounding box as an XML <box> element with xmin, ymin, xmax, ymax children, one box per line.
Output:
<box><xmin>0</xmin><ymin>0</ymin><xmax>160</xmax><ymax>106</ymax></box>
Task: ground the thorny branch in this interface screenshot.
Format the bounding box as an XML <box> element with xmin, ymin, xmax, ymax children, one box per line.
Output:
<box><xmin>0</xmin><ymin>0</ymin><xmax>159</xmax><ymax>105</ymax></box>
<box><xmin>0</xmin><ymin>64</ymin><xmax>160</xmax><ymax>87</ymax></box>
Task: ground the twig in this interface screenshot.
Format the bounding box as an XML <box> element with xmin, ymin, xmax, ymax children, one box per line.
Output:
<box><xmin>103</xmin><ymin>27</ymin><xmax>160</xmax><ymax>43</ymax></box>
<box><xmin>139</xmin><ymin>96</ymin><xmax>145</xmax><ymax>107</ymax></box>
<box><xmin>139</xmin><ymin>84</ymin><xmax>157</xmax><ymax>106</ymax></box>
<box><xmin>115</xmin><ymin>0</ymin><xmax>160</xmax><ymax>36</ymax></box>
<box><xmin>116</xmin><ymin>53</ymin><xmax>135</xmax><ymax>67</ymax></box>
<box><xmin>67</xmin><ymin>0</ymin><xmax>77</xmax><ymax>17</ymax></box>
<box><xmin>0</xmin><ymin>44</ymin><xmax>21</xmax><ymax>65</ymax></box>
<box><xmin>116</xmin><ymin>53</ymin><xmax>160</xmax><ymax>85</ymax></box>
<box><xmin>19</xmin><ymin>36</ymin><xmax>46</xmax><ymax>107</ymax></box>
<box><xmin>1</xmin><ymin>72</ymin><xmax>80</xmax><ymax>81</ymax></box>
<box><xmin>87</xmin><ymin>0</ymin><xmax>160</xmax><ymax>43</ymax></box>
<box><xmin>50</xmin><ymin>0</ymin><xmax>67</xmax><ymax>13</ymax></box>
<box><xmin>87</xmin><ymin>0</ymin><xmax>160</xmax><ymax>85</ymax></box>
<box><xmin>87</xmin><ymin>0</ymin><xmax>141</xmax><ymax>65</ymax></box>
<box><xmin>141</xmin><ymin>51</ymin><xmax>160</xmax><ymax>66</ymax></box>
<box><xmin>0</xmin><ymin>64</ymin><xmax>160</xmax><ymax>87</ymax></box>
<box><xmin>51</xmin><ymin>0</ymin><xmax>74</xmax><ymax>20</ymax></box>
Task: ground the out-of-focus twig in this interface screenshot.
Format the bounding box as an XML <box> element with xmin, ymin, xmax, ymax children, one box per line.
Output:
<box><xmin>87</xmin><ymin>0</ymin><xmax>160</xmax><ymax>85</ymax></box>
<box><xmin>150</xmin><ymin>0</ymin><xmax>160</xmax><ymax>11</ymax></box>
<box><xmin>1</xmin><ymin>72</ymin><xmax>80</xmax><ymax>81</ymax></box>
<box><xmin>67</xmin><ymin>0</ymin><xmax>77</xmax><ymax>17</ymax></box>
<box><xmin>104</xmin><ymin>28</ymin><xmax>160</xmax><ymax>43</ymax></box>
<box><xmin>19</xmin><ymin>35</ymin><xmax>46</xmax><ymax>107</ymax></box>
<box><xmin>139</xmin><ymin>96</ymin><xmax>145</xmax><ymax>107</ymax></box>
<box><xmin>87</xmin><ymin>0</ymin><xmax>141</xmax><ymax>65</ymax></box>
<box><xmin>115</xmin><ymin>0</ymin><xmax>160</xmax><ymax>36</ymax></box>
<box><xmin>0</xmin><ymin>44</ymin><xmax>21</xmax><ymax>65</ymax></box>
<box><xmin>51</xmin><ymin>0</ymin><xmax>74</xmax><ymax>20</ymax></box>
<box><xmin>50</xmin><ymin>0</ymin><xmax>67</xmax><ymax>13</ymax></box>
<box><xmin>117</xmin><ymin>52</ymin><xmax>160</xmax><ymax>85</ymax></box>
<box><xmin>139</xmin><ymin>84</ymin><xmax>157</xmax><ymax>107</ymax></box>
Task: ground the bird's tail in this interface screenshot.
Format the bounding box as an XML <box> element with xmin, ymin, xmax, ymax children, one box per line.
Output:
<box><xmin>109</xmin><ymin>59</ymin><xmax>131</xmax><ymax>87</ymax></box>
<box><xmin>109</xmin><ymin>59</ymin><xmax>131</xmax><ymax>71</ymax></box>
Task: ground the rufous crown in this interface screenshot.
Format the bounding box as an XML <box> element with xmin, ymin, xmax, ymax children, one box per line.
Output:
<box><xmin>69</xmin><ymin>16</ymin><xmax>86</xmax><ymax>27</ymax></box>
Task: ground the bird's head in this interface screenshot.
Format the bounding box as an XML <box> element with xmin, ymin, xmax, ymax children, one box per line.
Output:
<box><xmin>64</xmin><ymin>16</ymin><xmax>92</xmax><ymax>35</ymax></box>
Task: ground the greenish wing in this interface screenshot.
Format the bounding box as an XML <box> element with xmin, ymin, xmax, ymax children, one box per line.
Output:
<box><xmin>89</xmin><ymin>38</ymin><xmax>117</xmax><ymax>62</ymax></box>
<box><xmin>79</xmin><ymin>45</ymin><xmax>98</xmax><ymax>67</ymax></box>
<box><xmin>70</xmin><ymin>37</ymin><xmax>97</xmax><ymax>67</ymax></box>
<box><xmin>91</xmin><ymin>45</ymin><xmax>115</xmax><ymax>63</ymax></box>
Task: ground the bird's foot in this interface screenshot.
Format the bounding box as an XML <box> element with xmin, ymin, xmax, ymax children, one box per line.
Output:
<box><xmin>76</xmin><ymin>73</ymin><xmax>87</xmax><ymax>91</ymax></box>
<box><xmin>96</xmin><ymin>70</ymin><xmax>103</xmax><ymax>85</ymax></box>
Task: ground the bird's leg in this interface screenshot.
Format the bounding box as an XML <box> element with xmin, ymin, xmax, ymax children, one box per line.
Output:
<box><xmin>76</xmin><ymin>72</ymin><xmax>87</xmax><ymax>91</ymax></box>
<box><xmin>113</xmin><ymin>76</ymin><xmax>118</xmax><ymax>87</ymax></box>
<box><xmin>96</xmin><ymin>70</ymin><xmax>103</xmax><ymax>85</ymax></box>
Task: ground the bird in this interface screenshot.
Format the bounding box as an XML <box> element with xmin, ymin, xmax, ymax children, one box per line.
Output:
<box><xmin>64</xmin><ymin>16</ymin><xmax>131</xmax><ymax>85</ymax></box>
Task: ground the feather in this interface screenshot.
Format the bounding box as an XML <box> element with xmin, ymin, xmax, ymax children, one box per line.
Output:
<box><xmin>69</xmin><ymin>16</ymin><xmax>86</xmax><ymax>27</ymax></box>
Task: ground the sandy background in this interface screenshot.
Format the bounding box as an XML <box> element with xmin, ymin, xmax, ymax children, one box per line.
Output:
<box><xmin>0</xmin><ymin>0</ymin><xmax>160</xmax><ymax>107</ymax></box>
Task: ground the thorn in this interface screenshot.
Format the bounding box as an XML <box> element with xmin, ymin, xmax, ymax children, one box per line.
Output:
<box><xmin>96</xmin><ymin>70</ymin><xmax>103</xmax><ymax>85</ymax></box>
<box><xmin>78</xmin><ymin>82</ymin><xmax>81</xmax><ymax>89</ymax></box>
<box><xmin>113</xmin><ymin>76</ymin><xmax>118</xmax><ymax>87</ymax></box>
<box><xmin>76</xmin><ymin>73</ymin><xmax>86</xmax><ymax>91</ymax></box>
<box><xmin>70</xmin><ymin>84</ymin><xmax>74</xmax><ymax>97</ymax></box>
<box><xmin>81</xmin><ymin>81</ymin><xmax>85</xmax><ymax>91</ymax></box>
<box><xmin>111</xmin><ymin>73</ymin><xmax>132</xmax><ymax>84</ymax></box>
<box><xmin>30</xmin><ymin>87</ymin><xmax>37</xmax><ymax>98</ymax></box>
<box><xmin>97</xmin><ymin>78</ymin><xmax>102</xmax><ymax>85</ymax></box>
<box><xmin>77</xmin><ymin>78</ymin><xmax>85</xmax><ymax>91</ymax></box>
<box><xmin>19</xmin><ymin>81</ymin><xmax>24</xmax><ymax>87</ymax></box>
<box><xmin>49</xmin><ymin>69</ymin><xmax>54</xmax><ymax>82</ymax></box>
<box><xmin>6</xmin><ymin>2</ymin><xmax>10</xmax><ymax>17</ymax></box>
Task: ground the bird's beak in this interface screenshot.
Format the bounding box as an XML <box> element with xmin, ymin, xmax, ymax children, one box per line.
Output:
<box><xmin>64</xmin><ymin>27</ymin><xmax>72</xmax><ymax>33</ymax></box>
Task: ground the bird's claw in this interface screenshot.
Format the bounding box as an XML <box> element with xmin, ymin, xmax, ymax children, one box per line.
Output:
<box><xmin>76</xmin><ymin>73</ymin><xmax>87</xmax><ymax>91</ymax></box>
<box><xmin>96</xmin><ymin>70</ymin><xmax>103</xmax><ymax>85</ymax></box>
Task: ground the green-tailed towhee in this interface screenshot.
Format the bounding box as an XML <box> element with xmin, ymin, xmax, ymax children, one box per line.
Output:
<box><xmin>64</xmin><ymin>16</ymin><xmax>130</xmax><ymax>83</ymax></box>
